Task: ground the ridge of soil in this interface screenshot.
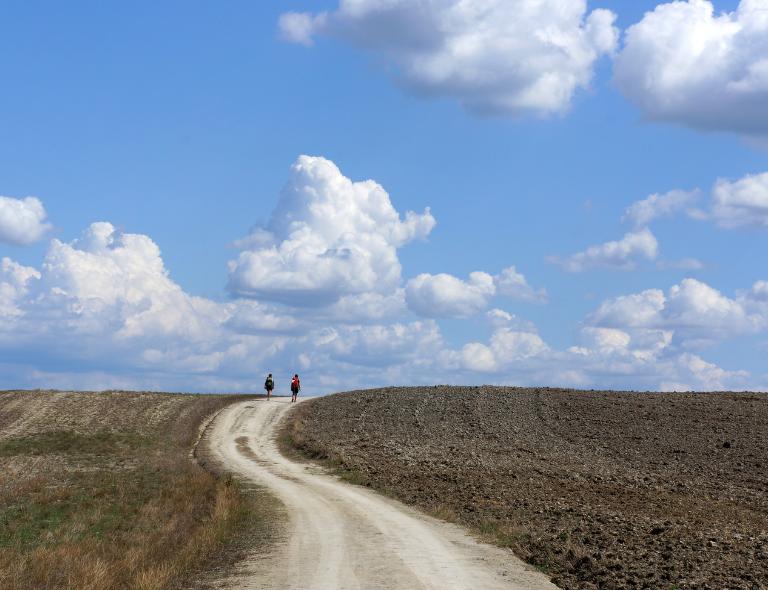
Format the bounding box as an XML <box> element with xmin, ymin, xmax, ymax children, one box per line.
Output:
<box><xmin>286</xmin><ymin>386</ymin><xmax>768</xmax><ymax>590</ymax></box>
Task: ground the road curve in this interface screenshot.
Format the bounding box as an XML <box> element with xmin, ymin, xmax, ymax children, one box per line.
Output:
<box><xmin>205</xmin><ymin>398</ymin><xmax>560</xmax><ymax>590</ymax></box>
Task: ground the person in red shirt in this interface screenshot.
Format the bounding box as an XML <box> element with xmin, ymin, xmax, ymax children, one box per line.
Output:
<box><xmin>290</xmin><ymin>374</ymin><xmax>301</xmax><ymax>403</ymax></box>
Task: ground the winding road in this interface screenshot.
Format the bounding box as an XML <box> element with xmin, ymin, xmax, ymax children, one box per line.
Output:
<box><xmin>204</xmin><ymin>398</ymin><xmax>560</xmax><ymax>590</ymax></box>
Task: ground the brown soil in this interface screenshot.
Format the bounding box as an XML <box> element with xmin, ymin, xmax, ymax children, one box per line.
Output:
<box><xmin>287</xmin><ymin>386</ymin><xmax>768</xmax><ymax>590</ymax></box>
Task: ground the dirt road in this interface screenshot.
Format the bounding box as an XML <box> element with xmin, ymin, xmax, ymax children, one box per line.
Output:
<box><xmin>204</xmin><ymin>398</ymin><xmax>559</xmax><ymax>590</ymax></box>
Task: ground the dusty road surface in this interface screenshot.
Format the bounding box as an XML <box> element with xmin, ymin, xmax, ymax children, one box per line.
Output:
<box><xmin>204</xmin><ymin>398</ymin><xmax>559</xmax><ymax>590</ymax></box>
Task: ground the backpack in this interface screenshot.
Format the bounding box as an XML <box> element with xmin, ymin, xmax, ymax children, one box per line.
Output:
<box><xmin>265</xmin><ymin>377</ymin><xmax>274</xmax><ymax>390</ymax></box>
<box><xmin>291</xmin><ymin>378</ymin><xmax>300</xmax><ymax>393</ymax></box>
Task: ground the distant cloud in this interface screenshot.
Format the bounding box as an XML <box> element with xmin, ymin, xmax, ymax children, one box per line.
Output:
<box><xmin>495</xmin><ymin>266</ymin><xmax>547</xmax><ymax>303</ymax></box>
<box><xmin>446</xmin><ymin>281</ymin><xmax>756</xmax><ymax>390</ymax></box>
<box><xmin>406</xmin><ymin>271</ymin><xmax>495</xmax><ymax>318</ymax></box>
<box><xmin>0</xmin><ymin>196</ymin><xmax>52</xmax><ymax>245</ymax></box>
<box><xmin>615</xmin><ymin>0</ymin><xmax>768</xmax><ymax>135</ymax></box>
<box><xmin>485</xmin><ymin>308</ymin><xmax>538</xmax><ymax>332</ymax></box>
<box><xmin>462</xmin><ymin>329</ymin><xmax>549</xmax><ymax>372</ymax></box>
<box><xmin>0</xmin><ymin>257</ymin><xmax>40</xmax><ymax>317</ymax></box>
<box><xmin>588</xmin><ymin>277</ymin><xmax>768</xmax><ymax>340</ymax></box>
<box><xmin>405</xmin><ymin>266</ymin><xmax>545</xmax><ymax>318</ymax></box>
<box><xmin>278</xmin><ymin>0</ymin><xmax>618</xmax><ymax>116</ymax></box>
<box><xmin>624</xmin><ymin>171</ymin><xmax>768</xmax><ymax>230</ymax></box>
<box><xmin>228</xmin><ymin>155</ymin><xmax>435</xmax><ymax>306</ymax></box>
<box><xmin>549</xmin><ymin>228</ymin><xmax>659</xmax><ymax>272</ymax></box>
<box><xmin>278</xmin><ymin>11</ymin><xmax>328</xmax><ymax>46</ymax></box>
<box><xmin>710</xmin><ymin>172</ymin><xmax>768</xmax><ymax>228</ymax></box>
<box><xmin>320</xmin><ymin>321</ymin><xmax>443</xmax><ymax>368</ymax></box>
<box><xmin>586</xmin><ymin>288</ymin><xmax>667</xmax><ymax>329</ymax></box>
<box><xmin>622</xmin><ymin>189</ymin><xmax>700</xmax><ymax>227</ymax></box>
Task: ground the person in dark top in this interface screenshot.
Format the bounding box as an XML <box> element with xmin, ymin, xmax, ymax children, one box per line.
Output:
<box><xmin>264</xmin><ymin>373</ymin><xmax>274</xmax><ymax>400</ymax></box>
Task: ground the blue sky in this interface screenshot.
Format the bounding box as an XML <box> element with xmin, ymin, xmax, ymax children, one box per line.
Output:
<box><xmin>1</xmin><ymin>0</ymin><xmax>767</xmax><ymax>392</ymax></box>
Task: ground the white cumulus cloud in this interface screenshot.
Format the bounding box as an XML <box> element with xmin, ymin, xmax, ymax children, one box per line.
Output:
<box><xmin>405</xmin><ymin>266</ymin><xmax>544</xmax><ymax>318</ymax></box>
<box><xmin>622</xmin><ymin>189</ymin><xmax>700</xmax><ymax>227</ymax></box>
<box><xmin>456</xmin><ymin>328</ymin><xmax>549</xmax><ymax>373</ymax></box>
<box><xmin>228</xmin><ymin>155</ymin><xmax>435</xmax><ymax>306</ymax></box>
<box><xmin>4</xmin><ymin>160</ymin><xmax>768</xmax><ymax>394</ymax></box>
<box><xmin>278</xmin><ymin>11</ymin><xmax>328</xmax><ymax>46</ymax></box>
<box><xmin>549</xmin><ymin>227</ymin><xmax>659</xmax><ymax>272</ymax></box>
<box><xmin>279</xmin><ymin>0</ymin><xmax>619</xmax><ymax>116</ymax></box>
<box><xmin>486</xmin><ymin>308</ymin><xmax>538</xmax><ymax>332</ymax></box>
<box><xmin>668</xmin><ymin>353</ymin><xmax>750</xmax><ymax>391</ymax></box>
<box><xmin>495</xmin><ymin>266</ymin><xmax>547</xmax><ymax>302</ymax></box>
<box><xmin>0</xmin><ymin>196</ymin><xmax>52</xmax><ymax>245</ymax></box>
<box><xmin>0</xmin><ymin>222</ymin><xmax>277</xmax><ymax>385</ymax></box>
<box><xmin>39</xmin><ymin>222</ymin><xmax>227</xmax><ymax>342</ymax></box>
<box><xmin>0</xmin><ymin>258</ymin><xmax>40</xmax><ymax>317</ymax></box>
<box><xmin>317</xmin><ymin>320</ymin><xmax>443</xmax><ymax>368</ymax></box>
<box><xmin>2</xmin><ymin>219</ymin><xmax>763</xmax><ymax>394</ymax></box>
<box><xmin>406</xmin><ymin>271</ymin><xmax>495</xmax><ymax>318</ymax></box>
<box><xmin>711</xmin><ymin>172</ymin><xmax>768</xmax><ymax>228</ymax></box>
<box><xmin>615</xmin><ymin>0</ymin><xmax>768</xmax><ymax>135</ymax></box>
<box><xmin>621</xmin><ymin>171</ymin><xmax>768</xmax><ymax>233</ymax></box>
<box><xmin>588</xmin><ymin>278</ymin><xmax>767</xmax><ymax>342</ymax></box>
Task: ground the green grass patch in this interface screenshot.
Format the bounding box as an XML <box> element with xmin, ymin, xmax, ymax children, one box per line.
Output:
<box><xmin>0</xmin><ymin>430</ymin><xmax>153</xmax><ymax>457</ymax></box>
<box><xmin>0</xmin><ymin>392</ymin><xmax>270</xmax><ymax>590</ymax></box>
<box><xmin>0</xmin><ymin>490</ymin><xmax>80</xmax><ymax>548</ymax></box>
<box><xmin>0</xmin><ymin>466</ymin><xmax>166</xmax><ymax>550</ymax></box>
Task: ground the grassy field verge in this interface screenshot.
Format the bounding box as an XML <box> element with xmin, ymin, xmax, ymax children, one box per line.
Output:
<box><xmin>0</xmin><ymin>390</ymin><xmax>267</xmax><ymax>590</ymax></box>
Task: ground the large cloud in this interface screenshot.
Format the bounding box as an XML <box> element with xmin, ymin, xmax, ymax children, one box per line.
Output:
<box><xmin>38</xmin><ymin>222</ymin><xmax>227</xmax><ymax>342</ymax></box>
<box><xmin>0</xmin><ymin>196</ymin><xmax>52</xmax><ymax>245</ymax></box>
<box><xmin>615</xmin><ymin>0</ymin><xmax>768</xmax><ymax>135</ymax></box>
<box><xmin>228</xmin><ymin>156</ymin><xmax>435</xmax><ymax>306</ymax></box>
<box><xmin>0</xmin><ymin>222</ymin><xmax>279</xmax><ymax>385</ymax></box>
<box><xmin>279</xmin><ymin>0</ymin><xmax>618</xmax><ymax>116</ymax></box>
<box><xmin>1</xmin><ymin>222</ymin><xmax>762</xmax><ymax>393</ymax></box>
<box><xmin>0</xmin><ymin>217</ymin><xmax>447</xmax><ymax>390</ymax></box>
<box><xmin>549</xmin><ymin>228</ymin><xmax>659</xmax><ymax>272</ymax></box>
<box><xmin>2</xmin><ymin>162</ymin><xmax>766</xmax><ymax>393</ymax></box>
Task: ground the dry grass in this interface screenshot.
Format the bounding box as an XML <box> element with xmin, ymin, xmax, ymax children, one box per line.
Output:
<box><xmin>0</xmin><ymin>390</ymin><xmax>262</xmax><ymax>590</ymax></box>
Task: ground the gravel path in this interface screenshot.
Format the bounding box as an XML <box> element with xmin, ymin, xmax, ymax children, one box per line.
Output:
<box><xmin>204</xmin><ymin>398</ymin><xmax>559</xmax><ymax>590</ymax></box>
